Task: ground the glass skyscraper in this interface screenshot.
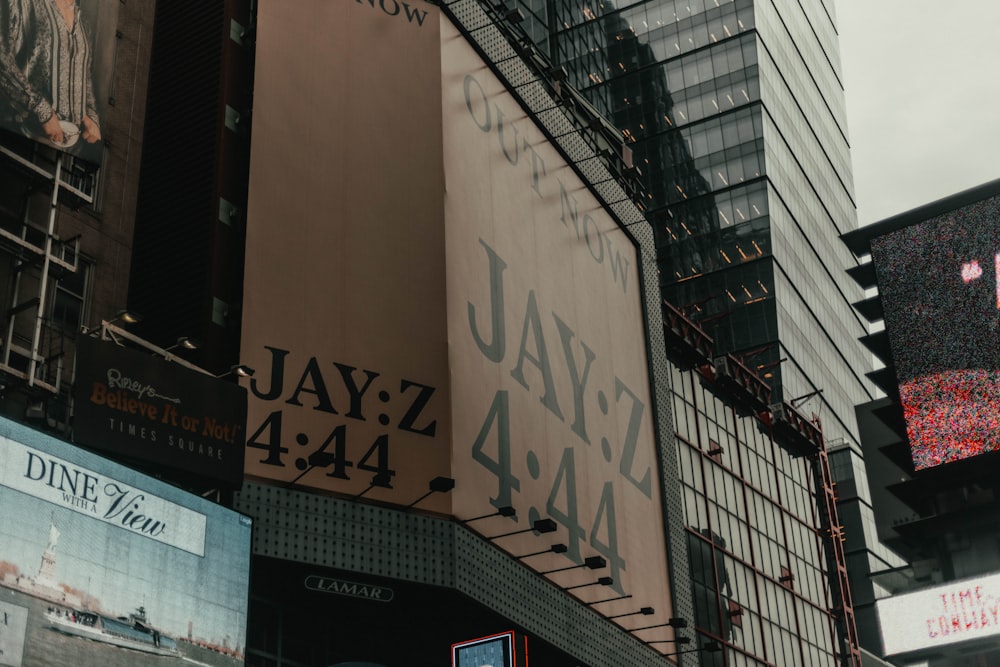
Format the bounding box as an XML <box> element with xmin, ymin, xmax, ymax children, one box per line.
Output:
<box><xmin>511</xmin><ymin>0</ymin><xmax>901</xmax><ymax>663</ymax></box>
<box><xmin>524</xmin><ymin>0</ymin><xmax>871</xmax><ymax>441</ymax></box>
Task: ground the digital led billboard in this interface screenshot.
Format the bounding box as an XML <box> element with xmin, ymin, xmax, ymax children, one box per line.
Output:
<box><xmin>876</xmin><ymin>571</ymin><xmax>1000</xmax><ymax>656</ymax></box>
<box><xmin>871</xmin><ymin>195</ymin><xmax>1000</xmax><ymax>470</ymax></box>
<box><xmin>0</xmin><ymin>417</ymin><xmax>252</xmax><ymax>666</ymax></box>
<box><xmin>0</xmin><ymin>0</ymin><xmax>118</xmax><ymax>166</ymax></box>
<box><xmin>452</xmin><ymin>631</ymin><xmax>523</xmax><ymax>667</ymax></box>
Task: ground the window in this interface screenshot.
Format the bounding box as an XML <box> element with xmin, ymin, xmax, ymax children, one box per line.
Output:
<box><xmin>51</xmin><ymin>259</ymin><xmax>91</xmax><ymax>333</ymax></box>
<box><xmin>60</xmin><ymin>153</ymin><xmax>104</xmax><ymax>210</ymax></box>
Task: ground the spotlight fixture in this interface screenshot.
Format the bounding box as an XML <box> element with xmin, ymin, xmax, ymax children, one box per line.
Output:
<box><xmin>514</xmin><ymin>543</ymin><xmax>568</xmax><ymax>560</ymax></box>
<box><xmin>82</xmin><ymin>308</ymin><xmax>142</xmax><ymax>335</ymax></box>
<box><xmin>486</xmin><ymin>518</ymin><xmax>557</xmax><ymax>540</ymax></box>
<box><xmin>164</xmin><ymin>336</ymin><xmax>200</xmax><ymax>353</ymax></box>
<box><xmin>659</xmin><ymin>641</ymin><xmax>722</xmax><ymax>658</ymax></box>
<box><xmin>514</xmin><ymin>39</ymin><xmax>533</xmax><ymax>58</ymax></box>
<box><xmin>647</xmin><ymin>637</ymin><xmax>691</xmax><ymax>645</ymax></box>
<box><xmin>460</xmin><ymin>506</ymin><xmax>516</xmax><ymax>524</ymax></box>
<box><xmin>405</xmin><ymin>476</ymin><xmax>456</xmax><ymax>508</ymax></box>
<box><xmin>629</xmin><ymin>617</ymin><xmax>688</xmax><ymax>632</ymax></box>
<box><xmin>561</xmin><ymin>576</ymin><xmax>614</xmax><ymax>592</ymax></box>
<box><xmin>623</xmin><ymin>164</ymin><xmax>643</xmax><ymax>179</ymax></box>
<box><xmin>546</xmin><ymin>66</ymin><xmax>568</xmax><ymax>82</ymax></box>
<box><xmin>112</xmin><ymin>308</ymin><xmax>142</xmax><ymax>325</ymax></box>
<box><xmin>607</xmin><ymin>607</ymin><xmax>655</xmax><ymax>620</ymax></box>
<box><xmin>215</xmin><ymin>364</ymin><xmax>255</xmax><ymax>379</ymax></box>
<box><xmin>353</xmin><ymin>472</ymin><xmax>394</xmax><ymax>499</ymax></box>
<box><xmin>540</xmin><ymin>555</ymin><xmax>606</xmax><ymax>575</ymax></box>
<box><xmin>584</xmin><ymin>593</ymin><xmax>633</xmax><ymax>607</ymax></box>
<box><xmin>500</xmin><ymin>6</ymin><xmax>524</xmax><ymax>23</ymax></box>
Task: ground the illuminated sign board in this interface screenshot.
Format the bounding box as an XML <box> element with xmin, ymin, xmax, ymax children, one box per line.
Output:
<box><xmin>0</xmin><ymin>417</ymin><xmax>252</xmax><ymax>665</ymax></box>
<box><xmin>0</xmin><ymin>0</ymin><xmax>118</xmax><ymax>165</ymax></box>
<box><xmin>877</xmin><ymin>571</ymin><xmax>1000</xmax><ymax>655</ymax></box>
<box><xmin>871</xmin><ymin>196</ymin><xmax>1000</xmax><ymax>470</ymax></box>
<box><xmin>73</xmin><ymin>335</ymin><xmax>248</xmax><ymax>485</ymax></box>
<box><xmin>243</xmin><ymin>0</ymin><xmax>674</xmax><ymax>630</ymax></box>
<box><xmin>452</xmin><ymin>631</ymin><xmax>522</xmax><ymax>667</ymax></box>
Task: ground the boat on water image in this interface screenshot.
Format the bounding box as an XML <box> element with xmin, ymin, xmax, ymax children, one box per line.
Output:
<box><xmin>46</xmin><ymin>605</ymin><xmax>180</xmax><ymax>657</ymax></box>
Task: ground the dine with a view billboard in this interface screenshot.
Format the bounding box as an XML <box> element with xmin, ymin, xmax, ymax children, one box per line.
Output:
<box><xmin>871</xmin><ymin>195</ymin><xmax>1000</xmax><ymax>470</ymax></box>
<box><xmin>0</xmin><ymin>417</ymin><xmax>252</xmax><ymax>666</ymax></box>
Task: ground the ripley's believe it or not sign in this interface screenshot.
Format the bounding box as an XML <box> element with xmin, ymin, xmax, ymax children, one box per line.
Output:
<box><xmin>242</xmin><ymin>0</ymin><xmax>673</xmax><ymax>623</ymax></box>
<box><xmin>74</xmin><ymin>336</ymin><xmax>248</xmax><ymax>485</ymax></box>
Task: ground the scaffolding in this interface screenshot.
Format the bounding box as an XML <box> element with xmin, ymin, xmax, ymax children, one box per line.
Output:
<box><xmin>0</xmin><ymin>147</ymin><xmax>86</xmax><ymax>395</ymax></box>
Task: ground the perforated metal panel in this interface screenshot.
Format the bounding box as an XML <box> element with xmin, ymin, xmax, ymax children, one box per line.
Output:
<box><xmin>234</xmin><ymin>482</ymin><xmax>455</xmax><ymax>585</ymax></box>
<box><xmin>237</xmin><ymin>481</ymin><xmax>677</xmax><ymax>666</ymax></box>
<box><xmin>634</xmin><ymin>219</ymin><xmax>697</xmax><ymax>651</ymax></box>
<box><xmin>444</xmin><ymin>0</ymin><xmax>649</xmax><ymax>232</ymax></box>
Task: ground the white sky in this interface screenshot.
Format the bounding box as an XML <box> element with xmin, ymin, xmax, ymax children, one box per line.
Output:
<box><xmin>837</xmin><ymin>0</ymin><xmax>1000</xmax><ymax>226</ymax></box>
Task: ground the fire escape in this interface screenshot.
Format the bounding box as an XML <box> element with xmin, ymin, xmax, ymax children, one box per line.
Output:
<box><xmin>662</xmin><ymin>300</ymin><xmax>862</xmax><ymax>667</ymax></box>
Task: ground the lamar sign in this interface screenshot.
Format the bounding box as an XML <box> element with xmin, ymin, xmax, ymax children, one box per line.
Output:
<box><xmin>304</xmin><ymin>575</ymin><xmax>394</xmax><ymax>602</ymax></box>
<box><xmin>74</xmin><ymin>336</ymin><xmax>248</xmax><ymax>485</ymax></box>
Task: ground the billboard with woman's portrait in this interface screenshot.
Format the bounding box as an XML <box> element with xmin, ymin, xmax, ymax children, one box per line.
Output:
<box><xmin>0</xmin><ymin>0</ymin><xmax>119</xmax><ymax>166</ymax></box>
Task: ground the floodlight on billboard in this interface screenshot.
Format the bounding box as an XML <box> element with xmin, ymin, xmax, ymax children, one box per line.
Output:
<box><xmin>0</xmin><ymin>0</ymin><xmax>118</xmax><ymax>166</ymax></box>
<box><xmin>0</xmin><ymin>417</ymin><xmax>252</xmax><ymax>665</ymax></box>
<box><xmin>871</xmin><ymin>196</ymin><xmax>1000</xmax><ymax>470</ymax></box>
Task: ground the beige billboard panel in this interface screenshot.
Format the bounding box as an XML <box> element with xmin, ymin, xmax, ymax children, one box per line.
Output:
<box><xmin>442</xmin><ymin>24</ymin><xmax>674</xmax><ymax>620</ymax></box>
<box><xmin>241</xmin><ymin>0</ymin><xmax>451</xmax><ymax>512</ymax></box>
<box><xmin>244</xmin><ymin>4</ymin><xmax>675</xmax><ymax>624</ymax></box>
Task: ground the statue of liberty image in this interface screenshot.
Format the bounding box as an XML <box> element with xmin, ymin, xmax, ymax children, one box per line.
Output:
<box><xmin>35</xmin><ymin>520</ymin><xmax>59</xmax><ymax>588</ymax></box>
<box><xmin>47</xmin><ymin>523</ymin><xmax>60</xmax><ymax>551</ymax></box>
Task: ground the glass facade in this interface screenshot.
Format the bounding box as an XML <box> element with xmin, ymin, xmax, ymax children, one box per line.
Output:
<box><xmin>522</xmin><ymin>0</ymin><xmax>875</xmax><ymax>444</ymax></box>
<box><xmin>672</xmin><ymin>359</ymin><xmax>841</xmax><ymax>664</ymax></box>
<box><xmin>513</xmin><ymin>0</ymin><xmax>900</xmax><ymax>662</ymax></box>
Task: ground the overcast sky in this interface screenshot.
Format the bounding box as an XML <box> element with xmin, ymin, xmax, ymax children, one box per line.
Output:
<box><xmin>837</xmin><ymin>0</ymin><xmax>1000</xmax><ymax>227</ymax></box>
